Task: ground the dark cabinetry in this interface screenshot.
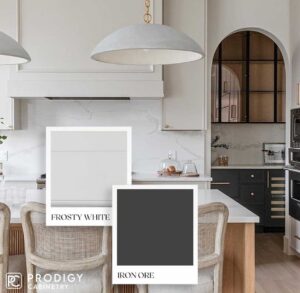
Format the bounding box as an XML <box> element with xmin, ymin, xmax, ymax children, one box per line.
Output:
<box><xmin>210</xmin><ymin>169</ymin><xmax>239</xmax><ymax>198</ymax></box>
<box><xmin>211</xmin><ymin>168</ymin><xmax>285</xmax><ymax>231</ymax></box>
<box><xmin>265</xmin><ymin>169</ymin><xmax>285</xmax><ymax>227</ymax></box>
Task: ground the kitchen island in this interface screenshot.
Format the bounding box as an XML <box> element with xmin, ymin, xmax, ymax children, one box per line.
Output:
<box><xmin>200</xmin><ymin>189</ymin><xmax>259</xmax><ymax>293</ymax></box>
<box><xmin>147</xmin><ymin>189</ymin><xmax>258</xmax><ymax>293</ymax></box>
<box><xmin>9</xmin><ymin>188</ymin><xmax>258</xmax><ymax>293</ymax></box>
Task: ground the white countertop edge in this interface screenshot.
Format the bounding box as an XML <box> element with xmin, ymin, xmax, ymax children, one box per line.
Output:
<box><xmin>10</xmin><ymin>189</ymin><xmax>258</xmax><ymax>224</ymax></box>
<box><xmin>211</xmin><ymin>165</ymin><xmax>284</xmax><ymax>169</ymax></box>
<box><xmin>132</xmin><ymin>173</ymin><xmax>212</xmax><ymax>182</ymax></box>
<box><xmin>1</xmin><ymin>176</ymin><xmax>37</xmax><ymax>182</ymax></box>
<box><xmin>226</xmin><ymin>217</ymin><xmax>259</xmax><ymax>223</ymax></box>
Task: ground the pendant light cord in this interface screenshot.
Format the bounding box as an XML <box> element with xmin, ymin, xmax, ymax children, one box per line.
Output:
<box><xmin>144</xmin><ymin>0</ymin><xmax>152</xmax><ymax>23</ymax></box>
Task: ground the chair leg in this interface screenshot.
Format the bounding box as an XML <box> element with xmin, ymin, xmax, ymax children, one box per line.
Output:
<box><xmin>103</xmin><ymin>263</ymin><xmax>114</xmax><ymax>293</ymax></box>
<box><xmin>1</xmin><ymin>265</ymin><xmax>7</xmax><ymax>293</ymax></box>
<box><xmin>26</xmin><ymin>263</ymin><xmax>36</xmax><ymax>293</ymax></box>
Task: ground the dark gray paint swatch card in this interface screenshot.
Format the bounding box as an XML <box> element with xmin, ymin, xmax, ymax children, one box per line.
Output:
<box><xmin>112</xmin><ymin>185</ymin><xmax>198</xmax><ymax>285</ymax></box>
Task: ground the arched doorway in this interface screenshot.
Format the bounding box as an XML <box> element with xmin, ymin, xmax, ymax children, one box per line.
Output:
<box><xmin>211</xmin><ymin>31</ymin><xmax>286</xmax><ymax>123</ymax></box>
<box><xmin>210</xmin><ymin>30</ymin><xmax>286</xmax><ymax>230</ymax></box>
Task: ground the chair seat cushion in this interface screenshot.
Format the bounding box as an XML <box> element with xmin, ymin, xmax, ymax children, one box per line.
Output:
<box><xmin>148</xmin><ymin>268</ymin><xmax>214</xmax><ymax>293</ymax></box>
<box><xmin>34</xmin><ymin>267</ymin><xmax>103</xmax><ymax>293</ymax></box>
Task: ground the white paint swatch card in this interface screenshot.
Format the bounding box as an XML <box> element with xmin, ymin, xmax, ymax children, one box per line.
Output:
<box><xmin>46</xmin><ymin>127</ymin><xmax>131</xmax><ymax>226</ymax></box>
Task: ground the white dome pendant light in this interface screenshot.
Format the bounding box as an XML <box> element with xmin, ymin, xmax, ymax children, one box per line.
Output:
<box><xmin>0</xmin><ymin>31</ymin><xmax>30</xmax><ymax>65</ymax></box>
<box><xmin>91</xmin><ymin>0</ymin><xmax>204</xmax><ymax>65</ymax></box>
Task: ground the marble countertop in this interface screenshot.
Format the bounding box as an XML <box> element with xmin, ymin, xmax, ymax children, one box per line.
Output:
<box><xmin>9</xmin><ymin>188</ymin><xmax>258</xmax><ymax>224</ymax></box>
<box><xmin>211</xmin><ymin>164</ymin><xmax>284</xmax><ymax>169</ymax></box>
<box><xmin>132</xmin><ymin>172</ymin><xmax>212</xmax><ymax>182</ymax></box>
<box><xmin>0</xmin><ymin>176</ymin><xmax>38</xmax><ymax>182</ymax></box>
<box><xmin>198</xmin><ymin>189</ymin><xmax>259</xmax><ymax>223</ymax></box>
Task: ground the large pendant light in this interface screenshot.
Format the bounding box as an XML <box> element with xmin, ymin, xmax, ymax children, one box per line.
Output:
<box><xmin>91</xmin><ymin>0</ymin><xmax>204</xmax><ymax>65</ymax></box>
<box><xmin>0</xmin><ymin>31</ymin><xmax>31</xmax><ymax>65</ymax></box>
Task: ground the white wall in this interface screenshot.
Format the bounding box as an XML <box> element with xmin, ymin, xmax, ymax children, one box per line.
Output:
<box><xmin>207</xmin><ymin>0</ymin><xmax>290</xmax><ymax>61</ymax></box>
<box><xmin>0</xmin><ymin>100</ymin><xmax>206</xmax><ymax>178</ymax></box>
<box><xmin>211</xmin><ymin>124</ymin><xmax>285</xmax><ymax>165</ymax></box>
<box><xmin>207</xmin><ymin>0</ymin><xmax>291</xmax><ymax>252</ymax></box>
<box><xmin>286</xmin><ymin>0</ymin><xmax>300</xmax><ymax>254</ymax></box>
<box><xmin>206</xmin><ymin>0</ymin><xmax>291</xmax><ymax>174</ymax></box>
<box><xmin>290</xmin><ymin>0</ymin><xmax>300</xmax><ymax>107</ymax></box>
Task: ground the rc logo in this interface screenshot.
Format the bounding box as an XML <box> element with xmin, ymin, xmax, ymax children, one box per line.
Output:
<box><xmin>6</xmin><ymin>272</ymin><xmax>22</xmax><ymax>289</ymax></box>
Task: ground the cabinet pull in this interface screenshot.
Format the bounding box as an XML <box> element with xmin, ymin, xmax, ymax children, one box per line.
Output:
<box><xmin>250</xmin><ymin>174</ymin><xmax>255</xmax><ymax>178</ymax></box>
<box><xmin>211</xmin><ymin>182</ymin><xmax>231</xmax><ymax>185</ymax></box>
<box><xmin>294</xmin><ymin>235</ymin><xmax>300</xmax><ymax>241</ymax></box>
<box><xmin>250</xmin><ymin>192</ymin><xmax>255</xmax><ymax>196</ymax></box>
<box><xmin>267</xmin><ymin>171</ymin><xmax>270</xmax><ymax>188</ymax></box>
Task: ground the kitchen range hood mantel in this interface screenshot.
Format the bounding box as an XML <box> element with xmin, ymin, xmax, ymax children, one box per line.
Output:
<box><xmin>8</xmin><ymin>79</ymin><xmax>164</xmax><ymax>99</ymax></box>
<box><xmin>7</xmin><ymin>0</ymin><xmax>164</xmax><ymax>99</ymax></box>
<box><xmin>46</xmin><ymin>97</ymin><xmax>130</xmax><ymax>100</ymax></box>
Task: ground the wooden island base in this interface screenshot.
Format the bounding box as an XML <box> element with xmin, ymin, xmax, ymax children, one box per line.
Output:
<box><xmin>223</xmin><ymin>223</ymin><xmax>255</xmax><ymax>293</ymax></box>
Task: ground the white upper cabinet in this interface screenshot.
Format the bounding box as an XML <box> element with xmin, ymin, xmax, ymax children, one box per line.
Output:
<box><xmin>162</xmin><ymin>0</ymin><xmax>207</xmax><ymax>130</ymax></box>
<box><xmin>8</xmin><ymin>0</ymin><xmax>163</xmax><ymax>98</ymax></box>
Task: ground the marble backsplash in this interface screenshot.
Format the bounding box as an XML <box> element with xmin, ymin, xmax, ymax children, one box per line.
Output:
<box><xmin>0</xmin><ymin>100</ymin><xmax>206</xmax><ymax>178</ymax></box>
<box><xmin>211</xmin><ymin>124</ymin><xmax>286</xmax><ymax>165</ymax></box>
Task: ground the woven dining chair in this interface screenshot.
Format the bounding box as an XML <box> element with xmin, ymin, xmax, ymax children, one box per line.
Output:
<box><xmin>0</xmin><ymin>202</ymin><xmax>9</xmax><ymax>293</ymax></box>
<box><xmin>0</xmin><ymin>202</ymin><xmax>27</xmax><ymax>293</ymax></box>
<box><xmin>148</xmin><ymin>202</ymin><xmax>228</xmax><ymax>293</ymax></box>
<box><xmin>198</xmin><ymin>202</ymin><xmax>228</xmax><ymax>293</ymax></box>
<box><xmin>21</xmin><ymin>202</ymin><xmax>112</xmax><ymax>293</ymax></box>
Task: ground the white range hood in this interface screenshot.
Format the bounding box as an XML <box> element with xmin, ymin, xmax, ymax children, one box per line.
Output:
<box><xmin>7</xmin><ymin>0</ymin><xmax>164</xmax><ymax>99</ymax></box>
<box><xmin>8</xmin><ymin>79</ymin><xmax>164</xmax><ymax>99</ymax></box>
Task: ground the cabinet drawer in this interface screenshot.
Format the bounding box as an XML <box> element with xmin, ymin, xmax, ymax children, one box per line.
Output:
<box><xmin>240</xmin><ymin>184</ymin><xmax>265</xmax><ymax>204</ymax></box>
<box><xmin>290</xmin><ymin>217</ymin><xmax>300</xmax><ymax>254</ymax></box>
<box><xmin>211</xmin><ymin>170</ymin><xmax>239</xmax><ymax>199</ymax></box>
<box><xmin>240</xmin><ymin>170</ymin><xmax>264</xmax><ymax>183</ymax></box>
<box><xmin>243</xmin><ymin>204</ymin><xmax>265</xmax><ymax>225</ymax></box>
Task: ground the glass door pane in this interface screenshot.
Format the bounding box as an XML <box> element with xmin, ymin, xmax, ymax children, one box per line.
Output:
<box><xmin>211</xmin><ymin>62</ymin><xmax>219</xmax><ymax>122</ymax></box>
<box><xmin>222</xmin><ymin>32</ymin><xmax>246</xmax><ymax>61</ymax></box>
<box><xmin>277</xmin><ymin>62</ymin><xmax>286</xmax><ymax>91</ymax></box>
<box><xmin>277</xmin><ymin>61</ymin><xmax>286</xmax><ymax>122</ymax></box>
<box><xmin>277</xmin><ymin>93</ymin><xmax>286</xmax><ymax>122</ymax></box>
<box><xmin>221</xmin><ymin>62</ymin><xmax>247</xmax><ymax>122</ymax></box>
<box><xmin>249</xmin><ymin>93</ymin><xmax>274</xmax><ymax>122</ymax></box>
<box><xmin>250</xmin><ymin>62</ymin><xmax>274</xmax><ymax>91</ymax></box>
<box><xmin>250</xmin><ymin>32</ymin><xmax>274</xmax><ymax>60</ymax></box>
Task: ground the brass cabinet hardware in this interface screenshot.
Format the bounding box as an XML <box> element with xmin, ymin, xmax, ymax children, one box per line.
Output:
<box><xmin>211</xmin><ymin>182</ymin><xmax>231</xmax><ymax>185</ymax></box>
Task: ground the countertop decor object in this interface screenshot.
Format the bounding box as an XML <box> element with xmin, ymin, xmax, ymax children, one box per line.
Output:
<box><xmin>217</xmin><ymin>155</ymin><xmax>229</xmax><ymax>166</ymax></box>
<box><xmin>159</xmin><ymin>150</ymin><xmax>182</xmax><ymax>176</ymax></box>
<box><xmin>0</xmin><ymin>31</ymin><xmax>30</xmax><ymax>64</ymax></box>
<box><xmin>181</xmin><ymin>160</ymin><xmax>199</xmax><ymax>177</ymax></box>
<box><xmin>262</xmin><ymin>143</ymin><xmax>285</xmax><ymax>165</ymax></box>
<box><xmin>91</xmin><ymin>0</ymin><xmax>204</xmax><ymax>65</ymax></box>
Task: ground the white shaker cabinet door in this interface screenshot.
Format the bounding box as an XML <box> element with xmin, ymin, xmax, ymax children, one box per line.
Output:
<box><xmin>48</xmin><ymin>128</ymin><xmax>131</xmax><ymax>207</ymax></box>
<box><xmin>162</xmin><ymin>0</ymin><xmax>207</xmax><ymax>130</ymax></box>
<box><xmin>8</xmin><ymin>0</ymin><xmax>163</xmax><ymax>98</ymax></box>
<box><xmin>290</xmin><ymin>216</ymin><xmax>300</xmax><ymax>254</ymax></box>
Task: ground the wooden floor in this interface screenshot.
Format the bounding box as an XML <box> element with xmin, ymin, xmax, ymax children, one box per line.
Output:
<box><xmin>256</xmin><ymin>234</ymin><xmax>300</xmax><ymax>293</ymax></box>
